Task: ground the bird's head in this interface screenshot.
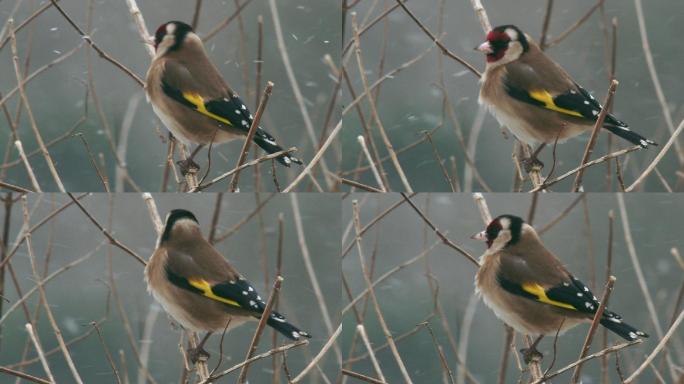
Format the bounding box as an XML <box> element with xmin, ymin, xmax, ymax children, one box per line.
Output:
<box><xmin>472</xmin><ymin>214</ymin><xmax>524</xmax><ymax>249</ymax></box>
<box><xmin>476</xmin><ymin>25</ymin><xmax>529</xmax><ymax>67</ymax></box>
<box><xmin>160</xmin><ymin>209</ymin><xmax>200</xmax><ymax>244</ymax></box>
<box><xmin>153</xmin><ymin>21</ymin><xmax>196</xmax><ymax>56</ymax></box>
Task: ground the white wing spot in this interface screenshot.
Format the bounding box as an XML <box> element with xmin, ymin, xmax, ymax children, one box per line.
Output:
<box><xmin>583</xmin><ymin>287</ymin><xmax>589</xmax><ymax>292</ymax></box>
<box><xmin>292</xmin><ymin>331</ymin><xmax>300</xmax><ymax>339</ymax></box>
<box><xmin>257</xmin><ymin>295</ymin><xmax>262</xmax><ymax>301</ymax></box>
<box><xmin>242</xmin><ymin>291</ymin><xmax>248</xmax><ymax>295</ymax></box>
<box><xmin>241</xmin><ymin>104</ymin><xmax>247</xmax><ymax>110</ymax></box>
<box><xmin>235</xmin><ymin>110</ymin><xmax>240</xmax><ymax>114</ymax></box>
<box><xmin>249</xmin><ymin>300</ymin><xmax>256</xmax><ymax>307</ymax></box>
<box><xmin>629</xmin><ymin>332</ymin><xmax>637</xmax><ymax>339</ymax></box>
<box><xmin>592</xmin><ymin>110</ymin><xmax>599</xmax><ymax>116</ymax></box>
<box><xmin>241</xmin><ymin>120</ymin><xmax>248</xmax><ymax>126</ymax></box>
<box><xmin>563</xmin><ymin>282</ymin><xmax>570</xmax><ymax>287</ymax></box>
<box><xmin>248</xmin><ymin>286</ymin><xmax>254</xmax><ymax>292</ymax></box>
<box><xmin>577</xmin><ymin>293</ymin><xmax>584</xmax><ymax>297</ymax></box>
<box><xmin>249</xmin><ymin>114</ymin><xmax>253</xmax><ymax>119</ymax></box>
<box><xmin>584</xmin><ymin>100</ymin><xmax>590</xmax><ymax>105</ymax></box>
<box><xmin>229</xmin><ymin>280</ymin><xmax>236</xmax><ymax>284</ymax></box>
<box><xmin>570</xmin><ymin>90</ymin><xmax>576</xmax><ymax>94</ymax></box>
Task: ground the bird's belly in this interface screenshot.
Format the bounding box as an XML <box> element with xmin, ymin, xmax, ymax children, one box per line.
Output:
<box><xmin>149</xmin><ymin>284</ymin><xmax>251</xmax><ymax>332</ymax></box>
<box><xmin>151</xmin><ymin>103</ymin><xmax>242</xmax><ymax>146</ymax></box>
<box><xmin>480</xmin><ymin>94</ymin><xmax>589</xmax><ymax>145</ymax></box>
<box><xmin>484</xmin><ymin>104</ymin><xmax>542</xmax><ymax>145</ymax></box>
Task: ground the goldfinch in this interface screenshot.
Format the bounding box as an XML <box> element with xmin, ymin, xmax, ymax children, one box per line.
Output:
<box><xmin>145</xmin><ymin>21</ymin><xmax>302</xmax><ymax>173</ymax></box>
<box><xmin>473</xmin><ymin>214</ymin><xmax>647</xmax><ymax>361</ymax></box>
<box><xmin>477</xmin><ymin>25</ymin><xmax>656</xmax><ymax>165</ymax></box>
<box><xmin>145</xmin><ymin>209</ymin><xmax>310</xmax><ymax>361</ymax></box>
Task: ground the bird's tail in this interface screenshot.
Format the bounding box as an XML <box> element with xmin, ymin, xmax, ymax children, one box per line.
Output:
<box><xmin>253</xmin><ymin>128</ymin><xmax>302</xmax><ymax>167</ymax></box>
<box><xmin>261</xmin><ymin>310</ymin><xmax>311</xmax><ymax>341</ymax></box>
<box><xmin>600</xmin><ymin>310</ymin><xmax>649</xmax><ymax>341</ymax></box>
<box><xmin>603</xmin><ymin>116</ymin><xmax>657</xmax><ymax>148</ymax></box>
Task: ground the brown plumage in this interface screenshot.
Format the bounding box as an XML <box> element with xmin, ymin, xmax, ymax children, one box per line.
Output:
<box><xmin>145</xmin><ymin>209</ymin><xmax>310</xmax><ymax>341</ymax></box>
<box><xmin>145</xmin><ymin>21</ymin><xmax>301</xmax><ymax>167</ymax></box>
<box><xmin>474</xmin><ymin>214</ymin><xmax>648</xmax><ymax>342</ymax></box>
<box><xmin>478</xmin><ymin>25</ymin><xmax>655</xmax><ymax>148</ymax></box>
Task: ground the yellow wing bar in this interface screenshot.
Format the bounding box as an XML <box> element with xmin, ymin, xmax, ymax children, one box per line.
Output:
<box><xmin>528</xmin><ymin>90</ymin><xmax>584</xmax><ymax>118</ymax></box>
<box><xmin>521</xmin><ymin>282</ymin><xmax>576</xmax><ymax>310</ymax></box>
<box><xmin>187</xmin><ymin>278</ymin><xmax>241</xmax><ymax>307</ymax></box>
<box><xmin>181</xmin><ymin>92</ymin><xmax>234</xmax><ymax>126</ymax></box>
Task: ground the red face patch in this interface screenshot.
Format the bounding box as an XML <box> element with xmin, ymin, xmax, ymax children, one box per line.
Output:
<box><xmin>485</xmin><ymin>30</ymin><xmax>510</xmax><ymax>63</ymax></box>
<box><xmin>485</xmin><ymin>219</ymin><xmax>503</xmax><ymax>247</ymax></box>
<box><xmin>153</xmin><ymin>23</ymin><xmax>168</xmax><ymax>49</ymax></box>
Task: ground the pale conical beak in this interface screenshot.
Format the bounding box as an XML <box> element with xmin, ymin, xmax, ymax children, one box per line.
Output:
<box><xmin>476</xmin><ymin>41</ymin><xmax>493</xmax><ymax>54</ymax></box>
<box><xmin>471</xmin><ymin>230</ymin><xmax>488</xmax><ymax>242</ymax></box>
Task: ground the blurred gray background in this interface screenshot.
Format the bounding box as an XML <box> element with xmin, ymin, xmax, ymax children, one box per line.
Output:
<box><xmin>341</xmin><ymin>0</ymin><xmax>684</xmax><ymax>192</ymax></box>
<box><xmin>342</xmin><ymin>193</ymin><xmax>684</xmax><ymax>382</ymax></box>
<box><xmin>0</xmin><ymin>193</ymin><xmax>341</xmax><ymax>382</ymax></box>
<box><xmin>0</xmin><ymin>0</ymin><xmax>340</xmax><ymax>192</ymax></box>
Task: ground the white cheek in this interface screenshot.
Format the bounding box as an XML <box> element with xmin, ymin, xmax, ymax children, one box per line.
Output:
<box><xmin>505</xmin><ymin>28</ymin><xmax>518</xmax><ymax>41</ymax></box>
<box><xmin>166</xmin><ymin>23</ymin><xmax>176</xmax><ymax>35</ymax></box>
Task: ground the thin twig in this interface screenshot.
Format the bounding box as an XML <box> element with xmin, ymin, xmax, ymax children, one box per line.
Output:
<box><xmin>13</xmin><ymin>141</ymin><xmax>41</xmax><ymax>192</ymax></box>
<box><xmin>9</xmin><ymin>20</ymin><xmax>65</xmax><ymax>191</ymax></box>
<box><xmin>92</xmin><ymin>322</ymin><xmax>123</xmax><ymax>384</ymax></box>
<box><xmin>400</xmin><ymin>193</ymin><xmax>479</xmax><ymax>265</ymax></box>
<box><xmin>194</xmin><ymin>148</ymin><xmax>298</xmax><ymax>192</ymax></box>
<box><xmin>633</xmin><ymin>0</ymin><xmax>683</xmax><ymax>163</ymax></box>
<box><xmin>539</xmin><ymin>0</ymin><xmax>554</xmax><ymax>49</ymax></box>
<box><xmin>530</xmin><ymin>340</ymin><xmax>640</xmax><ymax>384</ymax></box>
<box><xmin>229</xmin><ymin>82</ymin><xmax>274</xmax><ymax>192</ymax></box>
<box><xmin>291</xmin><ymin>325</ymin><xmax>341</xmax><ymax>383</ymax></box>
<box><xmin>352</xmin><ymin>200</ymin><xmax>413</xmax><ymax>383</ymax></box>
<box><xmin>626</xmin><ymin>118</ymin><xmax>684</xmax><ymax>191</ymax></box>
<box><xmin>357</xmin><ymin>136</ymin><xmax>386</xmax><ymax>192</ymax></box>
<box><xmin>341</xmin><ymin>369</ymin><xmax>387</xmax><ymax>384</ymax></box>
<box><xmin>573</xmin><ymin>80</ymin><xmax>619</xmax><ymax>191</ymax></box>
<box><xmin>570</xmin><ymin>276</ymin><xmax>616</xmax><ymax>383</ymax></box>
<box><xmin>289</xmin><ymin>194</ymin><xmax>340</xmax><ymax>362</ymax></box>
<box><xmin>268</xmin><ymin>0</ymin><xmax>333</xmax><ymax>189</ymax></box>
<box><xmin>24</xmin><ymin>324</ymin><xmax>55</xmax><ymax>383</ymax></box>
<box><xmin>356</xmin><ymin>324</ymin><xmax>386</xmax><ymax>382</ymax></box>
<box><xmin>624</xmin><ymin>310</ymin><xmax>684</xmax><ymax>383</ymax></box>
<box><xmin>282</xmin><ymin>121</ymin><xmax>341</xmax><ymax>192</ymax></box>
<box><xmin>0</xmin><ymin>366</ymin><xmax>52</xmax><ymax>384</ymax></box>
<box><xmin>236</xmin><ymin>276</ymin><xmax>283</xmax><ymax>383</ymax></box>
<box><xmin>67</xmin><ymin>193</ymin><xmax>146</xmax><ymax>265</ymax></box>
<box><xmin>532</xmin><ymin>145</ymin><xmax>641</xmax><ymax>192</ymax></box>
<box><xmin>351</xmin><ymin>13</ymin><xmax>412</xmax><ymax>192</ymax></box>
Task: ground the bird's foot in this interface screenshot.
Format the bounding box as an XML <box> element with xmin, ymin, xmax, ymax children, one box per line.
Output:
<box><xmin>188</xmin><ymin>346</ymin><xmax>210</xmax><ymax>364</ymax></box>
<box><xmin>522</xmin><ymin>156</ymin><xmax>544</xmax><ymax>173</ymax></box>
<box><xmin>519</xmin><ymin>346</ymin><xmax>543</xmax><ymax>365</ymax></box>
<box><xmin>177</xmin><ymin>158</ymin><xmax>200</xmax><ymax>176</ymax></box>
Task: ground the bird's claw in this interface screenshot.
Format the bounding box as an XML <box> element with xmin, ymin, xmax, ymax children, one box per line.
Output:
<box><xmin>177</xmin><ymin>159</ymin><xmax>200</xmax><ymax>176</ymax></box>
<box><xmin>522</xmin><ymin>156</ymin><xmax>544</xmax><ymax>173</ymax></box>
<box><xmin>188</xmin><ymin>346</ymin><xmax>210</xmax><ymax>364</ymax></box>
<box><xmin>519</xmin><ymin>346</ymin><xmax>543</xmax><ymax>365</ymax></box>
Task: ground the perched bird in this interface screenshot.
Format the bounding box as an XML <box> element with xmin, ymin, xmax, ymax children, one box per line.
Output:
<box><xmin>145</xmin><ymin>209</ymin><xmax>310</xmax><ymax>361</ymax></box>
<box><xmin>477</xmin><ymin>25</ymin><xmax>655</xmax><ymax>168</ymax></box>
<box><xmin>473</xmin><ymin>214</ymin><xmax>647</xmax><ymax>361</ymax></box>
<box><xmin>145</xmin><ymin>21</ymin><xmax>302</xmax><ymax>173</ymax></box>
